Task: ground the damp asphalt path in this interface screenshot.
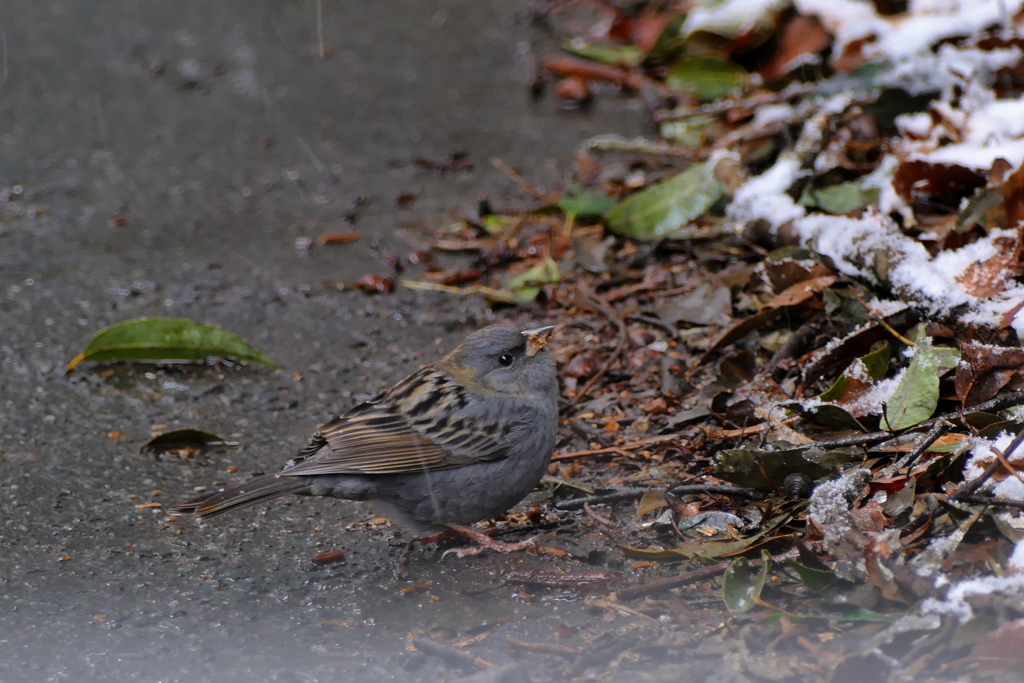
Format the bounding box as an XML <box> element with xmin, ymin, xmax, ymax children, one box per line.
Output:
<box><xmin>0</xmin><ymin>2</ymin><xmax>651</xmax><ymax>681</ymax></box>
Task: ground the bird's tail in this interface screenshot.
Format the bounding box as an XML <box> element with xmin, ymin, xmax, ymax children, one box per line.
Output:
<box><xmin>172</xmin><ymin>474</ymin><xmax>310</xmax><ymax>519</ymax></box>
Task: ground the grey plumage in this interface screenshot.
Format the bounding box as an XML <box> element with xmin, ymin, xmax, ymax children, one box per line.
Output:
<box><xmin>173</xmin><ymin>324</ymin><xmax>558</xmax><ymax>537</ymax></box>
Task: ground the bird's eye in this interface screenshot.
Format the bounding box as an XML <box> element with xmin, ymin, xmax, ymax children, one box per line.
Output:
<box><xmin>498</xmin><ymin>353</ymin><xmax>515</xmax><ymax>367</ymax></box>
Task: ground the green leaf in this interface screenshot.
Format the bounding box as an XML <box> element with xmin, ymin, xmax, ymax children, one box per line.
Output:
<box><xmin>760</xmin><ymin>607</ymin><xmax>897</xmax><ymax>624</ymax></box>
<box><xmin>798</xmin><ymin>403</ymin><xmax>866</xmax><ymax>431</ymax></box>
<box><xmin>666</xmin><ymin>56</ymin><xmax>748</xmax><ymax>102</ymax></box>
<box><xmin>502</xmin><ymin>257</ymin><xmax>561</xmax><ymax>305</ymax></box>
<box><xmin>823</xmin><ymin>286</ymin><xmax>871</xmax><ymax>330</ymax></box>
<box><xmin>645</xmin><ymin>13</ymin><xmax>689</xmax><ymax>63</ymax></box>
<box><xmin>785</xmin><ymin>558</ymin><xmax>838</xmax><ymax>590</ymax></box>
<box><xmin>883</xmin><ymin>328</ymin><xmax>960</xmax><ymax>431</ymax></box>
<box><xmin>558</xmin><ymin>185</ymin><xmax>616</xmax><ymax>221</ymax></box>
<box><xmin>67</xmin><ymin>317</ymin><xmax>278</xmax><ymax>371</ymax></box>
<box><xmin>659</xmin><ymin>115</ymin><xmax>715</xmax><ymax>149</ymax></box>
<box><xmin>605</xmin><ymin>162</ymin><xmax>722</xmax><ymax>240</ymax></box>
<box><xmin>714</xmin><ymin>446</ymin><xmax>862</xmax><ymax>490</ymax></box>
<box><xmin>861</xmin><ymin>343</ymin><xmax>892</xmax><ymax>381</ymax></box>
<box><xmin>622</xmin><ymin>505</ymin><xmax>800</xmax><ymax>560</ymax></box>
<box><xmin>818</xmin><ymin>375</ymin><xmax>848</xmax><ymax>403</ymax></box>
<box><xmin>481</xmin><ymin>215</ymin><xmax>509</xmax><ymax>234</ymax></box>
<box><xmin>800</xmin><ymin>180</ymin><xmax>879</xmax><ymax>214</ymax></box>
<box><xmin>818</xmin><ymin>343</ymin><xmax>890</xmax><ymax>401</ymax></box>
<box><xmin>723</xmin><ymin>550</ymin><xmax>771</xmax><ymax>612</ymax></box>
<box><xmin>562</xmin><ymin>38</ymin><xmax>643</xmax><ymax>68</ymax></box>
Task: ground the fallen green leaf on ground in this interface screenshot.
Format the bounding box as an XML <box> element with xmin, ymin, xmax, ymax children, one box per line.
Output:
<box><xmin>722</xmin><ymin>550</ymin><xmax>771</xmax><ymax>612</ymax></box>
<box><xmin>665</xmin><ymin>56</ymin><xmax>748</xmax><ymax>102</ymax></box>
<box><xmin>502</xmin><ymin>257</ymin><xmax>561</xmax><ymax>304</ymax></box>
<box><xmin>558</xmin><ymin>185</ymin><xmax>617</xmax><ymax>222</ymax></box>
<box><xmin>882</xmin><ymin>329</ymin><xmax>959</xmax><ymax>431</ymax></box>
<box><xmin>605</xmin><ymin>161</ymin><xmax>722</xmax><ymax>239</ymax></box>
<box><xmin>67</xmin><ymin>317</ymin><xmax>278</xmax><ymax>372</ymax></box>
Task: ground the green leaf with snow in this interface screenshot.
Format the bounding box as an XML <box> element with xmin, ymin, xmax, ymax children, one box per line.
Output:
<box><xmin>883</xmin><ymin>329</ymin><xmax>960</xmax><ymax>431</ymax></box>
<box><xmin>605</xmin><ymin>162</ymin><xmax>722</xmax><ymax>240</ymax></box>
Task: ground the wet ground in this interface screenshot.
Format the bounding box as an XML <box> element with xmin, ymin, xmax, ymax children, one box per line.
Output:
<box><xmin>0</xmin><ymin>2</ymin><xmax>664</xmax><ymax>681</ymax></box>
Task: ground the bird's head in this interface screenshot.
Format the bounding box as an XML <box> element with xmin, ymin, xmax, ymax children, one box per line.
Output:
<box><xmin>438</xmin><ymin>324</ymin><xmax>557</xmax><ymax>399</ymax></box>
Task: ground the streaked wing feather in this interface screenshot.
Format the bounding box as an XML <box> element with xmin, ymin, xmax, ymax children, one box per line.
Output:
<box><xmin>279</xmin><ymin>368</ymin><xmax>512</xmax><ymax>477</ymax></box>
<box><xmin>279</xmin><ymin>408</ymin><xmax>449</xmax><ymax>476</ymax></box>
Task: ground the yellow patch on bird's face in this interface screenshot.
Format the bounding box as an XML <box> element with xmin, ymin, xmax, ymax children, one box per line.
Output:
<box><xmin>435</xmin><ymin>357</ymin><xmax>488</xmax><ymax>393</ymax></box>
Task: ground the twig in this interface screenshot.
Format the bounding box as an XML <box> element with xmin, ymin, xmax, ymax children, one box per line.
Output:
<box><xmin>573</xmin><ymin>282</ymin><xmax>629</xmax><ymax>404</ymax></box>
<box><xmin>583</xmin><ymin>502</ymin><xmax>617</xmax><ymax>526</ymax></box>
<box><xmin>654</xmin><ymin>82</ymin><xmax>816</xmax><ymax>122</ymax></box>
<box><xmin>556</xmin><ymin>484</ymin><xmax>761</xmax><ymax>511</ymax></box>
<box><xmin>400</xmin><ymin>279</ymin><xmax>516</xmax><ymax>303</ymax></box>
<box><xmin>762</xmin><ymin>317</ymin><xmax>822</xmax><ymax>384</ymax></box>
<box><xmin>954</xmin><ymin>425</ymin><xmax>1024</xmax><ymax>500</ymax></box>
<box><xmin>708</xmin><ymin>423</ymin><xmax>772</xmax><ymax>439</ymax></box>
<box><xmin>799</xmin><ymin>388</ymin><xmax>1024</xmax><ymax>453</ymax></box>
<box><xmin>669</xmin><ymin>484</ymin><xmax>763</xmax><ymax>499</ymax></box>
<box><xmin>506</xmin><ymin>636</ymin><xmax>584</xmax><ymax>657</ymax></box>
<box><xmin>855</xmin><ymin>293</ymin><xmax>916</xmax><ymax>346</ymax></box>
<box><xmin>541</xmin><ymin>55</ymin><xmax>673</xmax><ymax>96</ymax></box>
<box><xmin>578</xmin><ymin>133</ymin><xmax>695</xmax><ymax>158</ymax></box>
<box><xmin>625</xmin><ymin>314</ymin><xmax>677</xmax><ymax>337</ymax></box>
<box><xmin>603</xmin><ymin>276</ymin><xmax>671</xmax><ymax>303</ymax></box>
<box><xmin>488</xmin><ymin>157</ymin><xmax>555</xmax><ymax>202</ymax></box>
<box><xmin>990</xmin><ymin>438</ymin><xmax>1024</xmax><ymax>489</ymax></box>
<box><xmin>553</xmin><ymin>434</ymin><xmax>680</xmax><ymax>461</ymax></box>
<box><xmin>412</xmin><ymin>637</ymin><xmax>492</xmax><ymax>670</ymax></box>
<box><xmin>958</xmin><ymin>389</ymin><xmax>1024</xmax><ymax>419</ymax></box>
<box><xmin>616</xmin><ymin>549</ymin><xmax>798</xmax><ymax>600</ymax></box>
<box><xmin>555</xmin><ymin>489</ymin><xmax>649</xmax><ymax>510</ymax></box>
<box><xmin>883</xmin><ymin>419</ymin><xmax>951</xmax><ymax>476</ymax></box>
<box><xmin>615</xmin><ymin>561</ymin><xmax>732</xmax><ymax>601</ymax></box>
<box><xmin>504</xmin><ymin>570</ymin><xmax>618</xmax><ymax>587</ymax></box>
<box><xmin>954</xmin><ymin>494</ymin><xmax>1024</xmax><ymax>510</ymax></box>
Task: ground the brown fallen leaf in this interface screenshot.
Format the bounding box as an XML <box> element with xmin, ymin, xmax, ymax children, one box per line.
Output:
<box><xmin>311</xmin><ymin>550</ymin><xmax>345</xmax><ymax>565</ymax></box>
<box><xmin>319</xmin><ymin>232</ymin><xmax>360</xmax><ymax>245</ymax></box>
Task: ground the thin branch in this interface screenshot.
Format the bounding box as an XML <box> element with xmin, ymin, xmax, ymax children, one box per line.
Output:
<box><xmin>573</xmin><ymin>282</ymin><xmax>629</xmax><ymax>404</ymax></box>
<box><xmin>884</xmin><ymin>418</ymin><xmax>951</xmax><ymax>476</ymax></box>
<box><xmin>553</xmin><ymin>434</ymin><xmax>680</xmax><ymax>461</ymax></box>
<box><xmin>954</xmin><ymin>425</ymin><xmax>1024</xmax><ymax>499</ymax></box>
<box><xmin>616</xmin><ymin>548</ymin><xmax>799</xmax><ymax>600</ymax></box>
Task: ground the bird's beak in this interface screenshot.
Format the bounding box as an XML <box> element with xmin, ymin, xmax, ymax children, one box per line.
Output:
<box><xmin>522</xmin><ymin>326</ymin><xmax>555</xmax><ymax>357</ymax></box>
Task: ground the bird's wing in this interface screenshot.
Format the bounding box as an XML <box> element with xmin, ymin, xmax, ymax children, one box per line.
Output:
<box><xmin>278</xmin><ymin>370</ymin><xmax>511</xmax><ymax>477</ymax></box>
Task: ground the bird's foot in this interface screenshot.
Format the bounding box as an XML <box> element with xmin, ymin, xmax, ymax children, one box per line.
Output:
<box><xmin>440</xmin><ymin>524</ymin><xmax>535</xmax><ymax>559</ymax></box>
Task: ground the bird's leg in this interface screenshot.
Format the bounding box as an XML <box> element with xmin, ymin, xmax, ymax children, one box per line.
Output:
<box><xmin>440</xmin><ymin>523</ymin><xmax>535</xmax><ymax>558</ymax></box>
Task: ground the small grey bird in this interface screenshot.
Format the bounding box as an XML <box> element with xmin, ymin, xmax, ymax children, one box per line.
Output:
<box><xmin>173</xmin><ymin>324</ymin><xmax>558</xmax><ymax>555</ymax></box>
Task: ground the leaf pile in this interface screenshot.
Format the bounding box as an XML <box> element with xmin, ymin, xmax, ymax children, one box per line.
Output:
<box><xmin>391</xmin><ymin>1</ymin><xmax>1024</xmax><ymax>680</ymax></box>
